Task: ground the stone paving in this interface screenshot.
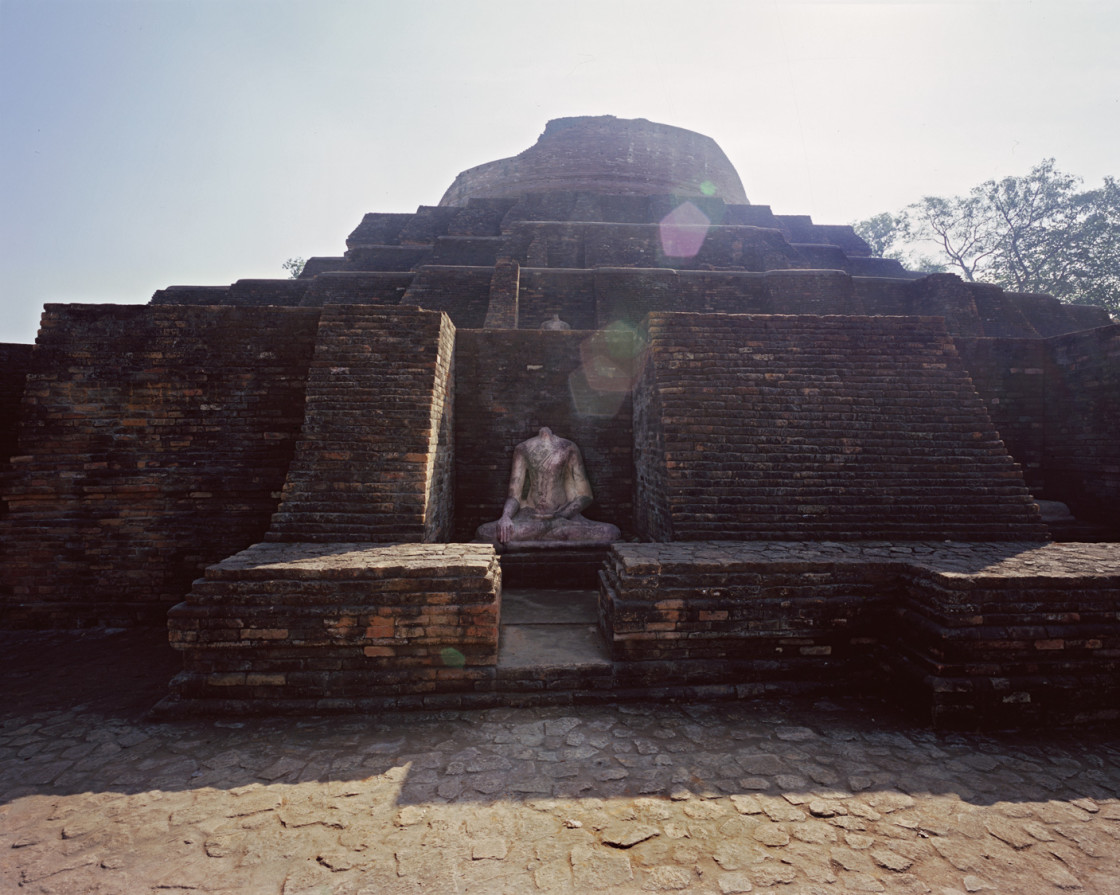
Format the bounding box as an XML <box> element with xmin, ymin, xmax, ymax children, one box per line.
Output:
<box><xmin>2</xmin><ymin>628</ymin><xmax>1120</xmax><ymax>894</ymax></box>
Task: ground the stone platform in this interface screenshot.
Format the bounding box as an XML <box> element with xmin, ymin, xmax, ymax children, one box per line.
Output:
<box><xmin>602</xmin><ymin>541</ymin><xmax>1120</xmax><ymax>728</ymax></box>
<box><xmin>166</xmin><ymin>543</ymin><xmax>502</xmax><ymax>709</ymax></box>
<box><xmin>497</xmin><ymin>545</ymin><xmax>613</xmax><ymax>589</ymax></box>
<box><xmin>162</xmin><ymin>540</ymin><xmax>1120</xmax><ymax>729</ymax></box>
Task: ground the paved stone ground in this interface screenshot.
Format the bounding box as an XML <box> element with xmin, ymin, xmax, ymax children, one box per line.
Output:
<box><xmin>2</xmin><ymin>627</ymin><xmax>1119</xmax><ymax>894</ymax></box>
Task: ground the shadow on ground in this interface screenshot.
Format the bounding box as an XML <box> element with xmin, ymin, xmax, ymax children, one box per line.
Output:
<box><xmin>2</xmin><ymin>626</ymin><xmax>1117</xmax><ymax>811</ymax></box>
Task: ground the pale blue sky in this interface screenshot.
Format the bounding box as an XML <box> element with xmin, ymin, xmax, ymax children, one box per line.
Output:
<box><xmin>2</xmin><ymin>0</ymin><xmax>1117</xmax><ymax>343</ymax></box>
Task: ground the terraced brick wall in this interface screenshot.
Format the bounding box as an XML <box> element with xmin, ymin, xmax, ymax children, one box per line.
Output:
<box><xmin>600</xmin><ymin>540</ymin><xmax>1120</xmax><ymax>729</ymax></box>
<box><xmin>267</xmin><ymin>305</ymin><xmax>455</xmax><ymax>543</ymax></box>
<box><xmin>0</xmin><ymin>304</ymin><xmax>319</xmax><ymax>626</ymax></box>
<box><xmin>954</xmin><ymin>338</ymin><xmax>1049</xmax><ymax>493</ymax></box>
<box><xmin>599</xmin><ymin>543</ymin><xmax>894</xmax><ymax>670</ymax></box>
<box><xmin>401</xmin><ymin>266</ymin><xmax>492</xmax><ymax>329</ymax></box>
<box><xmin>516</xmin><ymin>269</ymin><xmax>598</xmax><ymax>331</ymax></box>
<box><xmin>0</xmin><ymin>343</ymin><xmax>34</xmax><ymax>496</ymax></box>
<box><xmin>1044</xmin><ymin>324</ymin><xmax>1120</xmax><ymax>527</ymax></box>
<box><xmin>299</xmin><ymin>272</ymin><xmax>412</xmax><ymax>307</ymax></box>
<box><xmin>894</xmin><ymin>542</ymin><xmax>1120</xmax><ymax>728</ymax></box>
<box><xmin>634</xmin><ymin>313</ymin><xmax>1048</xmax><ymax>541</ymax></box>
<box><xmin>955</xmin><ymin>325</ymin><xmax>1120</xmax><ymax>529</ymax></box>
<box><xmin>167</xmin><ymin>543</ymin><xmax>501</xmax><ymax>709</ymax></box>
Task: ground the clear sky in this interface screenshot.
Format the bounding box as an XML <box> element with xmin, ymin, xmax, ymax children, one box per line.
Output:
<box><xmin>1</xmin><ymin>0</ymin><xmax>1117</xmax><ymax>344</ymax></box>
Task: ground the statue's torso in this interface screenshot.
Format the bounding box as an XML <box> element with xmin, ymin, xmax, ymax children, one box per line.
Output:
<box><xmin>521</xmin><ymin>439</ymin><xmax>575</xmax><ymax>513</ymax></box>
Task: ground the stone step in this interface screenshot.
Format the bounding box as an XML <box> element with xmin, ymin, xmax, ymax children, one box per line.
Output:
<box><xmin>501</xmin><ymin>588</ymin><xmax>598</xmax><ymax>625</ymax></box>
<box><xmin>498</xmin><ymin>589</ymin><xmax>608</xmax><ymax>670</ymax></box>
<box><xmin>498</xmin><ymin>624</ymin><xmax>610</xmax><ymax>669</ymax></box>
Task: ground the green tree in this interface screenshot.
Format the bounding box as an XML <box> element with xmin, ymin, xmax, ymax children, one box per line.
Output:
<box><xmin>855</xmin><ymin>161</ymin><xmax>1120</xmax><ymax>313</ymax></box>
<box><xmin>282</xmin><ymin>257</ymin><xmax>306</xmax><ymax>279</ymax></box>
<box><xmin>853</xmin><ymin>212</ymin><xmax>905</xmax><ymax>259</ymax></box>
<box><xmin>853</xmin><ymin>213</ymin><xmax>945</xmax><ymax>274</ymax></box>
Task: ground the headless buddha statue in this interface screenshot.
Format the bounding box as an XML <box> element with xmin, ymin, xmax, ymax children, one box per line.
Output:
<box><xmin>476</xmin><ymin>427</ymin><xmax>621</xmax><ymax>547</ymax></box>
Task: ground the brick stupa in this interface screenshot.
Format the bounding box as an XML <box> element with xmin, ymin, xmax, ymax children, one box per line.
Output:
<box><xmin>2</xmin><ymin>116</ymin><xmax>1118</xmax><ymax>727</ymax></box>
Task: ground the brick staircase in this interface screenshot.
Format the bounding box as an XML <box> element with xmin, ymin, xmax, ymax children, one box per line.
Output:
<box><xmin>635</xmin><ymin>313</ymin><xmax>1049</xmax><ymax>541</ymax></box>
<box><xmin>266</xmin><ymin>305</ymin><xmax>455</xmax><ymax>543</ymax></box>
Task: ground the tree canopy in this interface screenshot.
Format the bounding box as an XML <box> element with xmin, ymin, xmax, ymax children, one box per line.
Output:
<box><xmin>854</xmin><ymin>161</ymin><xmax>1120</xmax><ymax>314</ymax></box>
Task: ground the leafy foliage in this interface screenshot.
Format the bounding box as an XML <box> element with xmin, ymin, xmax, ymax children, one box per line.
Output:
<box><xmin>855</xmin><ymin>161</ymin><xmax>1120</xmax><ymax>313</ymax></box>
<box><xmin>282</xmin><ymin>257</ymin><xmax>306</xmax><ymax>279</ymax></box>
<box><xmin>853</xmin><ymin>212</ymin><xmax>945</xmax><ymax>274</ymax></box>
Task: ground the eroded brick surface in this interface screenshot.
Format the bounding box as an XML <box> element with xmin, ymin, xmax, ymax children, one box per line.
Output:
<box><xmin>634</xmin><ymin>313</ymin><xmax>1049</xmax><ymax>541</ymax></box>
<box><xmin>266</xmin><ymin>305</ymin><xmax>455</xmax><ymax>544</ymax></box>
<box><xmin>0</xmin><ymin>305</ymin><xmax>319</xmax><ymax>626</ymax></box>
<box><xmin>167</xmin><ymin>542</ymin><xmax>501</xmax><ymax>706</ymax></box>
<box><xmin>602</xmin><ymin>541</ymin><xmax>1120</xmax><ymax>727</ymax></box>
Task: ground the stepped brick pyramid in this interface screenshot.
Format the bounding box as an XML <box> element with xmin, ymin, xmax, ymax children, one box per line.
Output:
<box><xmin>2</xmin><ymin>115</ymin><xmax>1118</xmax><ymax>726</ymax></box>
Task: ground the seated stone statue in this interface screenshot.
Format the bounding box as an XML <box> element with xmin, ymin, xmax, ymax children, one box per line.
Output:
<box><xmin>476</xmin><ymin>427</ymin><xmax>621</xmax><ymax>547</ymax></box>
<box><xmin>540</xmin><ymin>313</ymin><xmax>571</xmax><ymax>330</ymax></box>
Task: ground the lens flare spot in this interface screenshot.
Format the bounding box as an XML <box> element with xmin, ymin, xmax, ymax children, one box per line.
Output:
<box><xmin>699</xmin><ymin>180</ymin><xmax>717</xmax><ymax>197</ymax></box>
<box><xmin>659</xmin><ymin>201</ymin><xmax>711</xmax><ymax>259</ymax></box>
<box><xmin>579</xmin><ymin>323</ymin><xmax>643</xmax><ymax>392</ymax></box>
<box><xmin>440</xmin><ymin>647</ymin><xmax>466</xmax><ymax>668</ymax></box>
<box><xmin>569</xmin><ymin>368</ymin><xmax>628</xmax><ymax>418</ymax></box>
<box><xmin>569</xmin><ymin>323</ymin><xmax>646</xmax><ymax>418</ymax></box>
